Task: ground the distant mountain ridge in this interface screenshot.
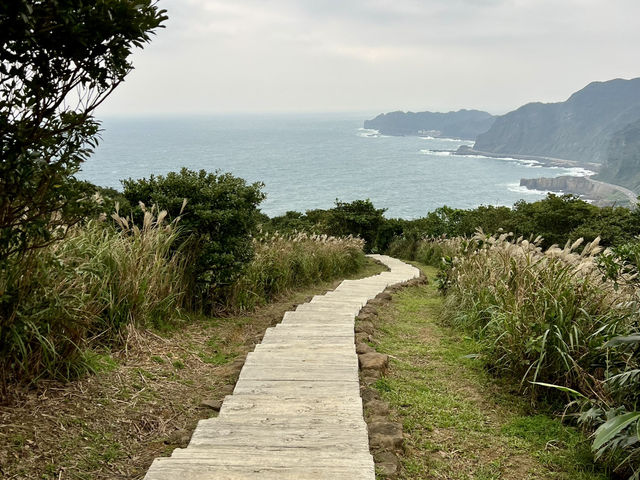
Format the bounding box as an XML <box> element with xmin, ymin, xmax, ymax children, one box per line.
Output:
<box><xmin>363</xmin><ymin>109</ymin><xmax>495</xmax><ymax>140</ymax></box>
<box><xmin>367</xmin><ymin>77</ymin><xmax>640</xmax><ymax>196</ymax></box>
<box><xmin>474</xmin><ymin>78</ymin><xmax>640</xmax><ymax>165</ymax></box>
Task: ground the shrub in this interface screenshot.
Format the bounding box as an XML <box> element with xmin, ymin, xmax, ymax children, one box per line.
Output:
<box><xmin>122</xmin><ymin>168</ymin><xmax>265</xmax><ymax>299</ymax></box>
<box><xmin>326</xmin><ymin>199</ymin><xmax>386</xmax><ymax>253</ymax></box>
<box><xmin>224</xmin><ymin>232</ymin><xmax>365</xmax><ymax>311</ymax></box>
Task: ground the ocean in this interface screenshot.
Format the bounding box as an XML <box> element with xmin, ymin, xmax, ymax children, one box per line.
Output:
<box><xmin>77</xmin><ymin>113</ymin><xmax>592</xmax><ymax>219</ymax></box>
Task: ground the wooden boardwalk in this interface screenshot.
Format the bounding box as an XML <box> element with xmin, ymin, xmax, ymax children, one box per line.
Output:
<box><xmin>144</xmin><ymin>254</ymin><xmax>420</xmax><ymax>480</ymax></box>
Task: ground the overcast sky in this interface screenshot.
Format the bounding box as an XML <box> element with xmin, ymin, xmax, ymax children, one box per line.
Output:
<box><xmin>99</xmin><ymin>0</ymin><xmax>640</xmax><ymax>116</ymax></box>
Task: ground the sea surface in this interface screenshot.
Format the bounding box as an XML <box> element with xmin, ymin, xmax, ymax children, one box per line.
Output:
<box><xmin>78</xmin><ymin>114</ymin><xmax>593</xmax><ymax>219</ymax></box>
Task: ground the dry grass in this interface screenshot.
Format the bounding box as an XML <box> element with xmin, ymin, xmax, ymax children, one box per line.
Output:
<box><xmin>423</xmin><ymin>232</ymin><xmax>640</xmax><ymax>477</ymax></box>
<box><xmin>224</xmin><ymin>231</ymin><xmax>366</xmax><ymax>310</ymax></box>
<box><xmin>1</xmin><ymin>206</ymin><xmax>190</xmax><ymax>387</ymax></box>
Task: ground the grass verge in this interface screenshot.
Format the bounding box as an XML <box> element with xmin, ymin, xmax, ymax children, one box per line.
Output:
<box><xmin>371</xmin><ymin>264</ymin><xmax>609</xmax><ymax>480</ymax></box>
<box><xmin>0</xmin><ymin>258</ymin><xmax>386</xmax><ymax>480</ymax></box>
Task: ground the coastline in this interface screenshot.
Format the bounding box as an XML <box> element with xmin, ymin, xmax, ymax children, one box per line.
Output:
<box><xmin>454</xmin><ymin>147</ymin><xmax>601</xmax><ymax>171</ymax></box>
<box><xmin>455</xmin><ymin>146</ymin><xmax>638</xmax><ymax>208</ymax></box>
<box><xmin>455</xmin><ymin>147</ymin><xmax>637</xmax><ymax>207</ymax></box>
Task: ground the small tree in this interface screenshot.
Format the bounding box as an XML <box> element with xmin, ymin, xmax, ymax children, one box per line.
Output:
<box><xmin>0</xmin><ymin>0</ymin><xmax>167</xmax><ymax>263</ymax></box>
<box><xmin>1</xmin><ymin>0</ymin><xmax>166</xmax><ymax>393</ymax></box>
<box><xmin>327</xmin><ymin>199</ymin><xmax>387</xmax><ymax>253</ymax></box>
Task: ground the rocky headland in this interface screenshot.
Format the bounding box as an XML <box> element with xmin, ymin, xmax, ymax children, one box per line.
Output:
<box><xmin>467</xmin><ymin>77</ymin><xmax>640</xmax><ymax>206</ymax></box>
<box><xmin>520</xmin><ymin>176</ymin><xmax>637</xmax><ymax>207</ymax></box>
<box><xmin>364</xmin><ymin>109</ymin><xmax>495</xmax><ymax>139</ymax></box>
<box><xmin>368</xmin><ymin>77</ymin><xmax>640</xmax><ymax>206</ymax></box>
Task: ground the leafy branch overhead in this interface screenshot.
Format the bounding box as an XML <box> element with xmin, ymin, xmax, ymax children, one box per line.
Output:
<box><xmin>0</xmin><ymin>0</ymin><xmax>167</xmax><ymax>261</ymax></box>
<box><xmin>0</xmin><ymin>0</ymin><xmax>166</xmax><ymax>395</ymax></box>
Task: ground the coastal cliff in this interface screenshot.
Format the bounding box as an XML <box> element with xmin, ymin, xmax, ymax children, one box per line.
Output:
<box><xmin>520</xmin><ymin>176</ymin><xmax>637</xmax><ymax>206</ymax></box>
<box><xmin>475</xmin><ymin>78</ymin><xmax>640</xmax><ymax>165</ymax></box>
<box><xmin>364</xmin><ymin>109</ymin><xmax>495</xmax><ymax>139</ymax></box>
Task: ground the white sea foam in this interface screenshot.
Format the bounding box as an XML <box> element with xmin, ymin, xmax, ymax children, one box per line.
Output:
<box><xmin>486</xmin><ymin>156</ymin><xmax>542</xmax><ymax>167</ymax></box>
<box><xmin>357</xmin><ymin>128</ymin><xmax>381</xmax><ymax>138</ymax></box>
<box><xmin>420</xmin><ymin>150</ymin><xmax>533</xmax><ymax>163</ymax></box>
<box><xmin>420</xmin><ymin>136</ymin><xmax>475</xmax><ymax>145</ymax></box>
<box><xmin>506</xmin><ymin>183</ymin><xmax>551</xmax><ymax>195</ymax></box>
<box><xmin>561</xmin><ymin>167</ymin><xmax>596</xmax><ymax>177</ymax></box>
<box><xmin>420</xmin><ymin>149</ymin><xmax>452</xmax><ymax>157</ymax></box>
<box><xmin>427</xmin><ymin>151</ymin><xmax>588</xmax><ymax>173</ymax></box>
<box><xmin>422</xmin><ymin>151</ymin><xmax>489</xmax><ymax>160</ymax></box>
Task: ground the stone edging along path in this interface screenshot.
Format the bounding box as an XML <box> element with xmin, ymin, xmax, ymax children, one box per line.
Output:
<box><xmin>144</xmin><ymin>254</ymin><xmax>420</xmax><ymax>480</ymax></box>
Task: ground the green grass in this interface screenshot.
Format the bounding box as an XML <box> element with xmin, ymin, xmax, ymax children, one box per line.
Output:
<box><xmin>172</xmin><ymin>360</ymin><xmax>185</xmax><ymax>370</ymax></box>
<box><xmin>372</xmin><ymin>264</ymin><xmax>609</xmax><ymax>480</ymax></box>
<box><xmin>83</xmin><ymin>351</ymin><xmax>120</xmax><ymax>372</ymax></box>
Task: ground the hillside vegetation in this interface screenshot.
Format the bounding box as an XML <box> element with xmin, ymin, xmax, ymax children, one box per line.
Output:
<box><xmin>389</xmin><ymin>233</ymin><xmax>640</xmax><ymax>479</ymax></box>
<box><xmin>599</xmin><ymin>118</ymin><xmax>640</xmax><ymax>191</ymax></box>
<box><xmin>474</xmin><ymin>78</ymin><xmax>640</xmax><ymax>165</ymax></box>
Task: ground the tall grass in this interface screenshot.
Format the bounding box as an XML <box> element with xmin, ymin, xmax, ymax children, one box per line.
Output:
<box><xmin>1</xmin><ymin>217</ymin><xmax>368</xmax><ymax>391</ymax></box>
<box><xmin>223</xmin><ymin>232</ymin><xmax>366</xmax><ymax>310</ymax></box>
<box><xmin>417</xmin><ymin>231</ymin><xmax>640</xmax><ymax>477</ymax></box>
<box><xmin>0</xmin><ymin>206</ymin><xmax>190</xmax><ymax>387</ymax></box>
<box><xmin>388</xmin><ymin>235</ymin><xmax>461</xmax><ymax>268</ymax></box>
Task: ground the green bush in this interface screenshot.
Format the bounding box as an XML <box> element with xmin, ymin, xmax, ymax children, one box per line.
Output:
<box><xmin>0</xmin><ymin>209</ymin><xmax>189</xmax><ymax>387</ymax></box>
<box><xmin>225</xmin><ymin>232</ymin><xmax>366</xmax><ymax>311</ymax></box>
<box><xmin>325</xmin><ymin>200</ymin><xmax>386</xmax><ymax>253</ymax></box>
<box><xmin>264</xmin><ymin>199</ymin><xmax>389</xmax><ymax>252</ymax></box>
<box><xmin>122</xmin><ymin>168</ymin><xmax>265</xmax><ymax>299</ymax></box>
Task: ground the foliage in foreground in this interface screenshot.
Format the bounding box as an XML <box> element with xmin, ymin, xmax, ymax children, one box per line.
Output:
<box><xmin>413</xmin><ymin>232</ymin><xmax>640</xmax><ymax>478</ymax></box>
<box><xmin>122</xmin><ymin>168</ymin><xmax>265</xmax><ymax>302</ymax></box>
<box><xmin>0</xmin><ymin>210</ymin><xmax>367</xmax><ymax>390</ymax></box>
<box><xmin>1</xmin><ymin>0</ymin><xmax>167</xmax><ymax>394</ymax></box>
<box><xmin>224</xmin><ymin>232</ymin><xmax>365</xmax><ymax>311</ymax></box>
<box><xmin>0</xmin><ymin>0</ymin><xmax>166</xmax><ymax>266</ymax></box>
<box><xmin>0</xmin><ymin>207</ymin><xmax>189</xmax><ymax>388</ymax></box>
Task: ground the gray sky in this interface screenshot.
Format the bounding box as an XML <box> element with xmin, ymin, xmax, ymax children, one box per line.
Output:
<box><xmin>99</xmin><ymin>0</ymin><xmax>640</xmax><ymax>116</ymax></box>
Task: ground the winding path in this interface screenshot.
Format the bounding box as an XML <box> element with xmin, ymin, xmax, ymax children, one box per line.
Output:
<box><xmin>144</xmin><ymin>254</ymin><xmax>419</xmax><ymax>480</ymax></box>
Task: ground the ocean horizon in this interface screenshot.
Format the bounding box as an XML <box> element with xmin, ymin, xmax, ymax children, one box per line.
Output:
<box><xmin>77</xmin><ymin>113</ymin><xmax>592</xmax><ymax>219</ymax></box>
